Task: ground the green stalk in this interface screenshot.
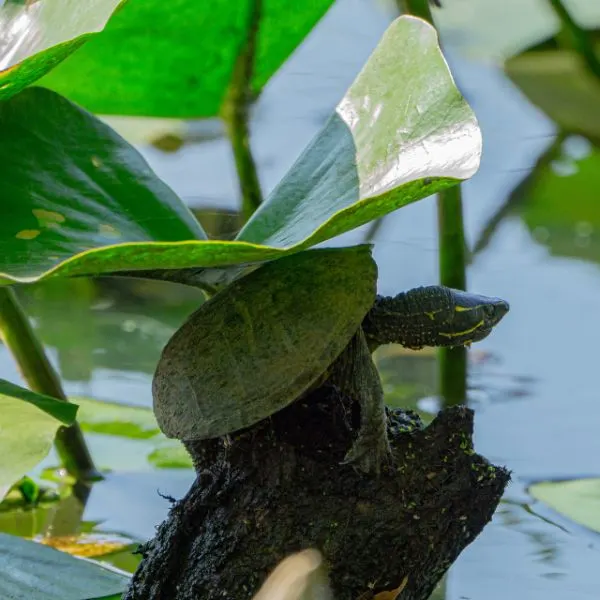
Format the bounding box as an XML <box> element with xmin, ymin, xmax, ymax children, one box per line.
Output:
<box><xmin>397</xmin><ymin>0</ymin><xmax>435</xmax><ymax>21</ymax></box>
<box><xmin>398</xmin><ymin>0</ymin><xmax>468</xmax><ymax>406</ymax></box>
<box><xmin>222</xmin><ymin>0</ymin><xmax>264</xmax><ymax>223</ymax></box>
<box><xmin>548</xmin><ymin>0</ymin><xmax>600</xmax><ymax>81</ymax></box>
<box><xmin>437</xmin><ymin>186</ymin><xmax>467</xmax><ymax>406</ymax></box>
<box><xmin>0</xmin><ymin>287</ymin><xmax>100</xmax><ymax>482</ymax></box>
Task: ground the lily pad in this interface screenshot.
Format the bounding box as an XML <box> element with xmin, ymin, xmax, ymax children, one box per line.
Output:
<box><xmin>0</xmin><ymin>532</ymin><xmax>129</xmax><ymax>600</ymax></box>
<box><xmin>73</xmin><ymin>395</ymin><xmax>193</xmax><ymax>470</ymax></box>
<box><xmin>147</xmin><ymin>444</ymin><xmax>194</xmax><ymax>469</ymax></box>
<box><xmin>0</xmin><ymin>0</ymin><xmax>123</xmax><ymax>102</ymax></box>
<box><xmin>529</xmin><ymin>478</ymin><xmax>600</xmax><ymax>533</ymax></box>
<box><xmin>74</xmin><ymin>396</ymin><xmax>160</xmax><ymax>440</ymax></box>
<box><xmin>38</xmin><ymin>0</ymin><xmax>335</xmax><ymax>118</ymax></box>
<box><xmin>0</xmin><ymin>379</ymin><xmax>77</xmax><ymax>499</ymax></box>
<box><xmin>0</xmin><ymin>16</ymin><xmax>481</xmax><ymax>286</ymax></box>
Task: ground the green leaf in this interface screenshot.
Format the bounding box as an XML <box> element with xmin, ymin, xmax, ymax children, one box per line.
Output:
<box><xmin>505</xmin><ymin>42</ymin><xmax>600</xmax><ymax>141</ymax></box>
<box><xmin>0</xmin><ymin>16</ymin><xmax>480</xmax><ymax>285</ymax></box>
<box><xmin>0</xmin><ymin>0</ymin><xmax>124</xmax><ymax>102</ymax></box>
<box><xmin>0</xmin><ymin>378</ymin><xmax>77</xmax><ymax>424</ymax></box>
<box><xmin>237</xmin><ymin>15</ymin><xmax>480</xmax><ymax>247</ymax></box>
<box><xmin>15</xmin><ymin>475</ymin><xmax>41</xmax><ymax>505</ymax></box>
<box><xmin>529</xmin><ymin>478</ymin><xmax>600</xmax><ymax>533</ymax></box>
<box><xmin>0</xmin><ymin>379</ymin><xmax>78</xmax><ymax>498</ymax></box>
<box><xmin>0</xmin><ymin>86</ymin><xmax>207</xmax><ymax>285</ymax></box>
<box><xmin>38</xmin><ymin>0</ymin><xmax>335</xmax><ymax>118</ymax></box>
<box><xmin>0</xmin><ymin>532</ymin><xmax>129</xmax><ymax>599</ymax></box>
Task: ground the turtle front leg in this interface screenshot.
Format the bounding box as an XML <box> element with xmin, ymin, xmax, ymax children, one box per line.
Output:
<box><xmin>332</xmin><ymin>328</ymin><xmax>392</xmax><ymax>475</ymax></box>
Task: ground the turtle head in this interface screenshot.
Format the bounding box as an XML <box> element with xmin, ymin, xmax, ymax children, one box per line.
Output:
<box><xmin>363</xmin><ymin>286</ymin><xmax>509</xmax><ymax>350</ymax></box>
<box><xmin>434</xmin><ymin>288</ymin><xmax>510</xmax><ymax>347</ymax></box>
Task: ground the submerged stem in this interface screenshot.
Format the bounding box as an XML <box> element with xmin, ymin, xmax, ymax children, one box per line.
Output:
<box><xmin>222</xmin><ymin>0</ymin><xmax>264</xmax><ymax>223</ymax></box>
<box><xmin>0</xmin><ymin>287</ymin><xmax>100</xmax><ymax>482</ymax></box>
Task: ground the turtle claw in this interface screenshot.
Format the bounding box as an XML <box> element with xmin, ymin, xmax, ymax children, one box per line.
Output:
<box><xmin>342</xmin><ymin>429</ymin><xmax>393</xmax><ymax>476</ymax></box>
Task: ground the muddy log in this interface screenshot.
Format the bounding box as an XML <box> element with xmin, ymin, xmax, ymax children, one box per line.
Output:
<box><xmin>124</xmin><ymin>386</ymin><xmax>510</xmax><ymax>600</ymax></box>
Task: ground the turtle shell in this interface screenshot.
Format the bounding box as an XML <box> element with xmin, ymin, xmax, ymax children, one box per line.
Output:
<box><xmin>152</xmin><ymin>245</ymin><xmax>377</xmax><ymax>441</ymax></box>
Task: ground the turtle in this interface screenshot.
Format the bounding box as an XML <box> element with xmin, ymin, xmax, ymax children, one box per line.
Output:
<box><xmin>152</xmin><ymin>245</ymin><xmax>509</xmax><ymax>475</ymax></box>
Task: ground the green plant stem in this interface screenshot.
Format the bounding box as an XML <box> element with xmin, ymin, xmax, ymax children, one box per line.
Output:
<box><xmin>437</xmin><ymin>185</ymin><xmax>467</xmax><ymax>406</ymax></box>
<box><xmin>0</xmin><ymin>287</ymin><xmax>100</xmax><ymax>482</ymax></box>
<box><xmin>397</xmin><ymin>0</ymin><xmax>434</xmax><ymax>22</ymax></box>
<box><xmin>223</xmin><ymin>0</ymin><xmax>264</xmax><ymax>223</ymax></box>
<box><xmin>548</xmin><ymin>0</ymin><xmax>600</xmax><ymax>81</ymax></box>
<box><xmin>398</xmin><ymin>0</ymin><xmax>467</xmax><ymax>406</ymax></box>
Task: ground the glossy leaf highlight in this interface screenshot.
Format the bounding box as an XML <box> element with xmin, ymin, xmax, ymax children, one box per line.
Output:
<box><xmin>0</xmin><ymin>0</ymin><xmax>123</xmax><ymax>101</ymax></box>
<box><xmin>0</xmin><ymin>16</ymin><xmax>481</xmax><ymax>285</ymax></box>
<box><xmin>239</xmin><ymin>15</ymin><xmax>481</xmax><ymax>247</ymax></box>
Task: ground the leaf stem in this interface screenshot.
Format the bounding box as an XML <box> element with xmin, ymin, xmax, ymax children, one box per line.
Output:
<box><xmin>436</xmin><ymin>185</ymin><xmax>468</xmax><ymax>406</ymax></box>
<box><xmin>0</xmin><ymin>287</ymin><xmax>100</xmax><ymax>482</ymax></box>
<box><xmin>222</xmin><ymin>0</ymin><xmax>264</xmax><ymax>223</ymax></box>
<box><xmin>397</xmin><ymin>0</ymin><xmax>435</xmax><ymax>22</ymax></box>
<box><xmin>547</xmin><ymin>0</ymin><xmax>600</xmax><ymax>81</ymax></box>
<box><xmin>398</xmin><ymin>0</ymin><xmax>468</xmax><ymax>406</ymax></box>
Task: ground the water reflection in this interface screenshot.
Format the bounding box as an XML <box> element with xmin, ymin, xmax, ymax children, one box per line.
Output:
<box><xmin>17</xmin><ymin>278</ymin><xmax>203</xmax><ymax>384</ymax></box>
<box><xmin>474</xmin><ymin>133</ymin><xmax>600</xmax><ymax>269</ymax></box>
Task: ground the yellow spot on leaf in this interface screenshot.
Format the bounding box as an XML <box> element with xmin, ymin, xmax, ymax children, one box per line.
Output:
<box><xmin>32</xmin><ymin>209</ymin><xmax>66</xmax><ymax>227</ymax></box>
<box><xmin>98</xmin><ymin>223</ymin><xmax>121</xmax><ymax>238</ymax></box>
<box><xmin>16</xmin><ymin>229</ymin><xmax>40</xmax><ymax>240</ymax></box>
<box><xmin>36</xmin><ymin>533</ymin><xmax>130</xmax><ymax>558</ymax></box>
<box><xmin>91</xmin><ymin>155</ymin><xmax>103</xmax><ymax>168</ymax></box>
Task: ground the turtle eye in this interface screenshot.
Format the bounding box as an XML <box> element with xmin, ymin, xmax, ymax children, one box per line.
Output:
<box><xmin>483</xmin><ymin>304</ymin><xmax>496</xmax><ymax>318</ymax></box>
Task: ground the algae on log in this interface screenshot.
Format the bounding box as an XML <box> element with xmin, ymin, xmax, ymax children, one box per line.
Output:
<box><xmin>124</xmin><ymin>386</ymin><xmax>510</xmax><ymax>600</ymax></box>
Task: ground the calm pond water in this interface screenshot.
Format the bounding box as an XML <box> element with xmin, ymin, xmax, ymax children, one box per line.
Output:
<box><xmin>2</xmin><ymin>1</ymin><xmax>600</xmax><ymax>598</ymax></box>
